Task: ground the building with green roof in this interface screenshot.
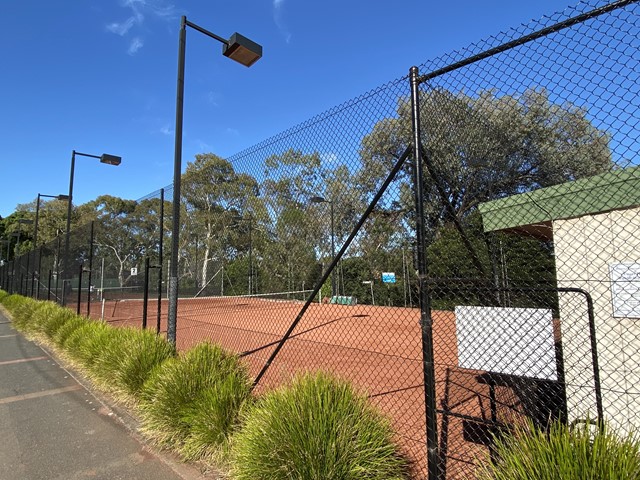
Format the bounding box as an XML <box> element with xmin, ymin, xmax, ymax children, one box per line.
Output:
<box><xmin>479</xmin><ymin>166</ymin><xmax>640</xmax><ymax>435</ymax></box>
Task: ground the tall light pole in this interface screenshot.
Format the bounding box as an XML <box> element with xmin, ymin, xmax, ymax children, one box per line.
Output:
<box><xmin>167</xmin><ymin>16</ymin><xmax>262</xmax><ymax>346</ymax></box>
<box><xmin>34</xmin><ymin>193</ymin><xmax>69</xmax><ymax>247</ymax></box>
<box><xmin>310</xmin><ymin>196</ymin><xmax>336</xmax><ymax>298</ymax></box>
<box><xmin>63</xmin><ymin>150</ymin><xmax>121</xmax><ymax>305</ymax></box>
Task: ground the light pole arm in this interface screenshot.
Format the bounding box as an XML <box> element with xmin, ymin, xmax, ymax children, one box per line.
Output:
<box><xmin>185</xmin><ymin>19</ymin><xmax>229</xmax><ymax>45</ymax></box>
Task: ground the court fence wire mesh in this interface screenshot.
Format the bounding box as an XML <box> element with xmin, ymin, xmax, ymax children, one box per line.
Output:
<box><xmin>2</xmin><ymin>1</ymin><xmax>640</xmax><ymax>478</ymax></box>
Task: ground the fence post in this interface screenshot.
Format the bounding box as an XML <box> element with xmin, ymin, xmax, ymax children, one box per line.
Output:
<box><xmin>157</xmin><ymin>188</ymin><xmax>164</xmax><ymax>334</ymax></box>
<box><xmin>410</xmin><ymin>66</ymin><xmax>440</xmax><ymax>480</ymax></box>
<box><xmin>77</xmin><ymin>263</ymin><xmax>83</xmax><ymax>315</ymax></box>
<box><xmin>25</xmin><ymin>250</ymin><xmax>31</xmax><ymax>297</ymax></box>
<box><xmin>35</xmin><ymin>246</ymin><xmax>43</xmax><ymax>299</ymax></box>
<box><xmin>87</xmin><ymin>221</ymin><xmax>94</xmax><ymax>317</ymax></box>
<box><xmin>55</xmin><ymin>234</ymin><xmax>62</xmax><ymax>304</ymax></box>
<box><xmin>47</xmin><ymin>269</ymin><xmax>52</xmax><ymax>301</ymax></box>
<box><xmin>143</xmin><ymin>257</ymin><xmax>150</xmax><ymax>329</ymax></box>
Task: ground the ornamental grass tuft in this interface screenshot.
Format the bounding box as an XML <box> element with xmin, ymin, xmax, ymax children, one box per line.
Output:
<box><xmin>8</xmin><ymin>296</ymin><xmax>39</xmax><ymax>331</ymax></box>
<box><xmin>477</xmin><ymin>419</ymin><xmax>640</xmax><ymax>480</ymax></box>
<box><xmin>38</xmin><ymin>304</ymin><xmax>79</xmax><ymax>340</ymax></box>
<box><xmin>231</xmin><ymin>371</ymin><xmax>408</xmax><ymax>480</ymax></box>
<box><xmin>63</xmin><ymin>321</ymin><xmax>112</xmax><ymax>366</ymax></box>
<box><xmin>140</xmin><ymin>342</ymin><xmax>251</xmax><ymax>460</ymax></box>
<box><xmin>91</xmin><ymin>327</ymin><xmax>175</xmax><ymax>399</ymax></box>
<box><xmin>53</xmin><ymin>315</ymin><xmax>88</xmax><ymax>348</ymax></box>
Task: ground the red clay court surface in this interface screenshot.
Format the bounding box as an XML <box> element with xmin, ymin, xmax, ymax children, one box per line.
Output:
<box><xmin>82</xmin><ymin>295</ymin><xmax>529</xmax><ymax>479</ymax></box>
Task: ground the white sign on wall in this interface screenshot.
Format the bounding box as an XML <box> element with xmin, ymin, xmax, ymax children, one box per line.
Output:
<box><xmin>609</xmin><ymin>263</ymin><xmax>640</xmax><ymax>318</ymax></box>
<box><xmin>131</xmin><ymin>267</ymin><xmax>138</xmax><ymax>276</ymax></box>
<box><xmin>456</xmin><ymin>306</ymin><xmax>557</xmax><ymax>380</ymax></box>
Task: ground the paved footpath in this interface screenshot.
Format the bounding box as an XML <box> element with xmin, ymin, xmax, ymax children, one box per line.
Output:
<box><xmin>0</xmin><ymin>308</ymin><xmax>209</xmax><ymax>480</ymax></box>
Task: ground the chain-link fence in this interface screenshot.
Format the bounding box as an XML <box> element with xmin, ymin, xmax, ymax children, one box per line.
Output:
<box><xmin>2</xmin><ymin>1</ymin><xmax>640</xmax><ymax>478</ymax></box>
<box><xmin>411</xmin><ymin>0</ymin><xmax>640</xmax><ymax>477</ymax></box>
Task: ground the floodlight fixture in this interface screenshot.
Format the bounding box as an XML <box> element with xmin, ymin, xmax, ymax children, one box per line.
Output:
<box><xmin>100</xmin><ymin>153</ymin><xmax>122</xmax><ymax>166</ymax></box>
<box><xmin>222</xmin><ymin>33</ymin><xmax>262</xmax><ymax>67</ymax></box>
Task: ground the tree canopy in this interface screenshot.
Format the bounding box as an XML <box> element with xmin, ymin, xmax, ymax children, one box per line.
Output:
<box><xmin>358</xmin><ymin>88</ymin><xmax>612</xmax><ymax>230</ymax></box>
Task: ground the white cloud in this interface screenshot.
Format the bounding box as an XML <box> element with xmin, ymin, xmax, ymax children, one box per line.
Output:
<box><xmin>273</xmin><ymin>0</ymin><xmax>292</xmax><ymax>43</ymax></box>
<box><xmin>127</xmin><ymin>37</ymin><xmax>144</xmax><ymax>55</ymax></box>
<box><xmin>106</xmin><ymin>16</ymin><xmax>139</xmax><ymax>36</ymax></box>
<box><xmin>160</xmin><ymin>125</ymin><xmax>173</xmax><ymax>136</ymax></box>
<box><xmin>107</xmin><ymin>0</ymin><xmax>180</xmax><ymax>54</ymax></box>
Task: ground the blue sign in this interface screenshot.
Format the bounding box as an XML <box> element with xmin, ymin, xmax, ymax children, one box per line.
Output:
<box><xmin>382</xmin><ymin>272</ymin><xmax>396</xmax><ymax>284</ymax></box>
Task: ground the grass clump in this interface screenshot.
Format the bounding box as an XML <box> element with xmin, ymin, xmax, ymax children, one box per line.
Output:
<box><xmin>8</xmin><ymin>296</ymin><xmax>40</xmax><ymax>331</ymax></box>
<box><xmin>231</xmin><ymin>371</ymin><xmax>408</xmax><ymax>480</ymax></box>
<box><xmin>53</xmin><ymin>315</ymin><xmax>88</xmax><ymax>348</ymax></box>
<box><xmin>140</xmin><ymin>342</ymin><xmax>251</xmax><ymax>461</ymax></box>
<box><xmin>1</xmin><ymin>294</ymin><xmax>25</xmax><ymax>311</ymax></box>
<box><xmin>38</xmin><ymin>304</ymin><xmax>79</xmax><ymax>340</ymax></box>
<box><xmin>63</xmin><ymin>321</ymin><xmax>113</xmax><ymax>366</ymax></box>
<box><xmin>477</xmin><ymin>420</ymin><xmax>640</xmax><ymax>480</ymax></box>
<box><xmin>92</xmin><ymin>327</ymin><xmax>175</xmax><ymax>399</ymax></box>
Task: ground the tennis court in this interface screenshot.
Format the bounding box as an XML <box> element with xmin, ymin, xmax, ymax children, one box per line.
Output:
<box><xmin>81</xmin><ymin>292</ymin><xmax>527</xmax><ymax>478</ymax></box>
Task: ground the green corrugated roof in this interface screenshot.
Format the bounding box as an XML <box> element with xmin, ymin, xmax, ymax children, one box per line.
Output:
<box><xmin>479</xmin><ymin>166</ymin><xmax>640</xmax><ymax>233</ymax></box>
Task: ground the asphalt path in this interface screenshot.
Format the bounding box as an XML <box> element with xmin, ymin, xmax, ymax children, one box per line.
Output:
<box><xmin>0</xmin><ymin>308</ymin><xmax>209</xmax><ymax>480</ymax></box>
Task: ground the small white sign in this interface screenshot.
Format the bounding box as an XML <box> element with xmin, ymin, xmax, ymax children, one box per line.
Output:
<box><xmin>456</xmin><ymin>306</ymin><xmax>557</xmax><ymax>380</ymax></box>
<box><xmin>610</xmin><ymin>263</ymin><xmax>640</xmax><ymax>318</ymax></box>
<box><xmin>131</xmin><ymin>267</ymin><xmax>138</xmax><ymax>276</ymax></box>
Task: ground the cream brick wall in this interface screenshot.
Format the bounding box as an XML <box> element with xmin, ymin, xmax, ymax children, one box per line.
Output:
<box><xmin>554</xmin><ymin>207</ymin><xmax>640</xmax><ymax>434</ymax></box>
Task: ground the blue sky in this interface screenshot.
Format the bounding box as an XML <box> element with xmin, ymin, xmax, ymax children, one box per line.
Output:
<box><xmin>0</xmin><ymin>0</ymin><xmax>580</xmax><ymax>218</ymax></box>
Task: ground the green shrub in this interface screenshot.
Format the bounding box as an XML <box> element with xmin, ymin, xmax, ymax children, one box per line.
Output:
<box><xmin>1</xmin><ymin>294</ymin><xmax>24</xmax><ymax>312</ymax></box>
<box><xmin>140</xmin><ymin>342</ymin><xmax>251</xmax><ymax>460</ymax></box>
<box><xmin>477</xmin><ymin>420</ymin><xmax>640</xmax><ymax>480</ymax></box>
<box><xmin>0</xmin><ymin>289</ymin><xmax>8</xmax><ymax>303</ymax></box>
<box><xmin>53</xmin><ymin>315</ymin><xmax>88</xmax><ymax>348</ymax></box>
<box><xmin>87</xmin><ymin>327</ymin><xmax>131</xmax><ymax>383</ymax></box>
<box><xmin>9</xmin><ymin>297</ymin><xmax>39</xmax><ymax>331</ymax></box>
<box><xmin>63</xmin><ymin>321</ymin><xmax>112</xmax><ymax>366</ymax></box>
<box><xmin>180</xmin><ymin>371</ymin><xmax>252</xmax><ymax>462</ymax></box>
<box><xmin>231</xmin><ymin>371</ymin><xmax>408</xmax><ymax>480</ymax></box>
<box><xmin>91</xmin><ymin>327</ymin><xmax>175</xmax><ymax>398</ymax></box>
<box><xmin>28</xmin><ymin>301</ymin><xmax>63</xmax><ymax>334</ymax></box>
<box><xmin>39</xmin><ymin>305</ymin><xmax>78</xmax><ymax>340</ymax></box>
